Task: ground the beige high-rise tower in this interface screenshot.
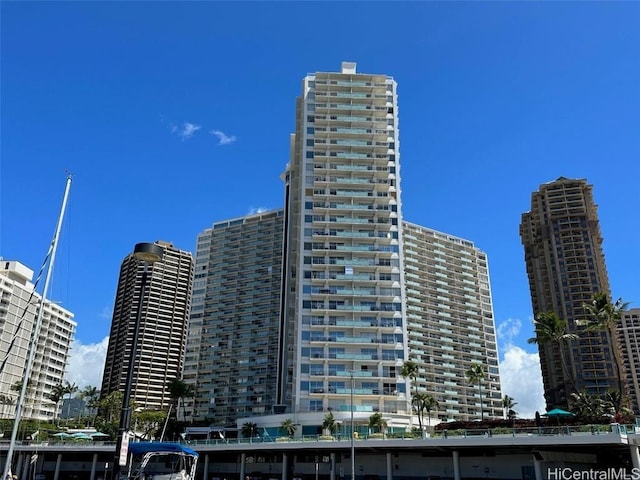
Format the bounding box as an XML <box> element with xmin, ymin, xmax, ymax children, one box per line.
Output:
<box><xmin>520</xmin><ymin>177</ymin><xmax>622</xmax><ymax>409</ymax></box>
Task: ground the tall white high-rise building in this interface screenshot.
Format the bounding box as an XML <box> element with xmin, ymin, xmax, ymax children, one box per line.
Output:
<box><xmin>280</xmin><ymin>62</ymin><xmax>411</xmax><ymax>430</ymax></box>
<box><xmin>0</xmin><ymin>260</ymin><xmax>76</xmax><ymax>420</ymax></box>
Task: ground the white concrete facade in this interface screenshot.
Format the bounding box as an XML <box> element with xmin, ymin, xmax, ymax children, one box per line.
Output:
<box><xmin>0</xmin><ymin>260</ymin><xmax>76</xmax><ymax>420</ymax></box>
<box><xmin>280</xmin><ymin>62</ymin><xmax>411</xmax><ymax>427</ymax></box>
<box><xmin>402</xmin><ymin>223</ymin><xmax>503</xmax><ymax>422</ymax></box>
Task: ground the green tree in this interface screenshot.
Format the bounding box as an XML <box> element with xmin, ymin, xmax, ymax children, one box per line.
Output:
<box><xmin>583</xmin><ymin>293</ymin><xmax>630</xmax><ymax>413</ymax></box>
<box><xmin>528</xmin><ymin>312</ymin><xmax>579</xmax><ymax>396</ymax></box>
<box><xmin>47</xmin><ymin>383</ymin><xmax>67</xmax><ymax>424</ymax></box>
<box><xmin>368</xmin><ymin>412</ymin><xmax>387</xmax><ymax>434</ymax></box>
<box><xmin>280</xmin><ymin>418</ymin><xmax>297</xmax><ymax>438</ymax></box>
<box><xmin>502</xmin><ymin>395</ymin><xmax>518</xmax><ymax>420</ymax></box>
<box><xmin>401</xmin><ymin>360</ymin><xmax>419</xmax><ymax>398</ymax></box>
<box><xmin>97</xmin><ymin>391</ymin><xmax>124</xmax><ymax>423</ymax></box>
<box><xmin>604</xmin><ymin>390</ymin><xmax>624</xmax><ymax>419</ymax></box>
<box><xmin>466</xmin><ymin>363</ymin><xmax>486</xmax><ymax>421</ymax></box>
<box><xmin>241</xmin><ymin>421</ymin><xmax>258</xmax><ymax>438</ymax></box>
<box><xmin>411</xmin><ymin>392</ymin><xmax>427</xmax><ymax>434</ymax></box>
<box><xmin>167</xmin><ymin>378</ymin><xmax>194</xmax><ymax>422</ymax></box>
<box><xmin>422</xmin><ymin>394</ymin><xmax>439</xmax><ymax>430</ymax></box>
<box><xmin>80</xmin><ymin>386</ymin><xmax>101</xmax><ymax>421</ymax></box>
<box><xmin>321</xmin><ymin>411</ymin><xmax>338</xmax><ymax>435</ymax></box>
<box><xmin>570</xmin><ymin>390</ymin><xmax>610</xmax><ymax>418</ymax></box>
<box><xmin>412</xmin><ymin>393</ymin><xmax>438</xmax><ymax>435</ymax></box>
<box><xmin>401</xmin><ymin>360</ymin><xmax>420</xmax><ymax>429</ymax></box>
<box><xmin>134</xmin><ymin>410</ymin><xmax>167</xmax><ymax>440</ymax></box>
<box><xmin>62</xmin><ymin>381</ymin><xmax>78</xmax><ymax>419</ymax></box>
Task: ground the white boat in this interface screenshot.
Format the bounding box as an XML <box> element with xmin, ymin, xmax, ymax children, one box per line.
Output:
<box><xmin>128</xmin><ymin>442</ymin><xmax>199</xmax><ymax>480</ymax></box>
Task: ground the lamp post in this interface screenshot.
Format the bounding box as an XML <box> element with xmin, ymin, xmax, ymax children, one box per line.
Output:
<box><xmin>349</xmin><ymin>372</ymin><xmax>355</xmax><ymax>480</ymax></box>
<box><xmin>112</xmin><ymin>243</ymin><xmax>164</xmax><ymax>480</ymax></box>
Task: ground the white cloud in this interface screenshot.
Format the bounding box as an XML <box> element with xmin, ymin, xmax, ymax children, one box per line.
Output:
<box><xmin>499</xmin><ymin>345</ymin><xmax>545</xmax><ymax>419</ymax></box>
<box><xmin>210</xmin><ymin>129</ymin><xmax>237</xmax><ymax>145</ymax></box>
<box><xmin>99</xmin><ymin>306</ymin><xmax>112</xmax><ymax>320</ymax></box>
<box><xmin>66</xmin><ymin>337</ymin><xmax>109</xmax><ymax>389</ymax></box>
<box><xmin>172</xmin><ymin>122</ymin><xmax>201</xmax><ymax>140</ymax></box>
<box><xmin>248</xmin><ymin>206</ymin><xmax>269</xmax><ymax>215</ymax></box>
<box><xmin>497</xmin><ymin>317</ymin><xmax>522</xmax><ymax>346</ymax></box>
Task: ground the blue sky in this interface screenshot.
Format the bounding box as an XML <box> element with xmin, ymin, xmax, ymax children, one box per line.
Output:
<box><xmin>2</xmin><ymin>1</ymin><xmax>639</xmax><ymax>416</ymax></box>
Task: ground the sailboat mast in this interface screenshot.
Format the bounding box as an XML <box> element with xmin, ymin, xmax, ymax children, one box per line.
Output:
<box><xmin>1</xmin><ymin>174</ymin><xmax>72</xmax><ymax>480</ymax></box>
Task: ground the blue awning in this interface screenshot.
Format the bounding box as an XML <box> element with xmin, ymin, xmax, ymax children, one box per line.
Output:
<box><xmin>128</xmin><ymin>442</ymin><xmax>198</xmax><ymax>457</ymax></box>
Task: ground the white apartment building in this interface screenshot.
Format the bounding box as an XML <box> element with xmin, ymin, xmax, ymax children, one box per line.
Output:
<box><xmin>402</xmin><ymin>223</ymin><xmax>503</xmax><ymax>422</ymax></box>
<box><xmin>184</xmin><ymin>211</ymin><xmax>285</xmax><ymax>425</ymax></box>
<box><xmin>0</xmin><ymin>260</ymin><xmax>76</xmax><ymax>420</ymax></box>
<box><xmin>619</xmin><ymin>308</ymin><xmax>640</xmax><ymax>416</ymax></box>
<box><xmin>280</xmin><ymin>62</ymin><xmax>412</xmax><ymax>431</ymax></box>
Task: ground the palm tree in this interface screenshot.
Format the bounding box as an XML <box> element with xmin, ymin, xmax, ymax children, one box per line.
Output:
<box><xmin>583</xmin><ymin>293</ymin><xmax>630</xmax><ymax>412</ymax></box>
<box><xmin>97</xmin><ymin>391</ymin><xmax>124</xmax><ymax>423</ymax></box>
<box><xmin>167</xmin><ymin>378</ymin><xmax>194</xmax><ymax>422</ymax></box>
<box><xmin>570</xmin><ymin>390</ymin><xmax>610</xmax><ymax>418</ymax></box>
<box><xmin>280</xmin><ymin>418</ymin><xmax>297</xmax><ymax>438</ymax></box>
<box><xmin>528</xmin><ymin>311</ymin><xmax>579</xmax><ymax>398</ymax></box>
<box><xmin>502</xmin><ymin>395</ymin><xmax>517</xmax><ymax>420</ymax></box>
<box><xmin>401</xmin><ymin>360</ymin><xmax>419</xmax><ymax>428</ymax></box>
<box><xmin>63</xmin><ymin>381</ymin><xmax>78</xmax><ymax>419</ymax></box>
<box><xmin>80</xmin><ymin>386</ymin><xmax>100</xmax><ymax>420</ymax></box>
<box><xmin>466</xmin><ymin>363</ymin><xmax>485</xmax><ymax>421</ymax></box>
<box><xmin>47</xmin><ymin>383</ymin><xmax>67</xmax><ymax>425</ymax></box>
<box><xmin>412</xmin><ymin>392</ymin><xmax>438</xmax><ymax>434</ymax></box>
<box><xmin>421</xmin><ymin>394</ymin><xmax>439</xmax><ymax>432</ymax></box>
<box><xmin>604</xmin><ymin>390</ymin><xmax>623</xmax><ymax>419</ymax></box>
<box><xmin>241</xmin><ymin>421</ymin><xmax>258</xmax><ymax>438</ymax></box>
<box><xmin>321</xmin><ymin>411</ymin><xmax>338</xmax><ymax>436</ymax></box>
<box><xmin>368</xmin><ymin>412</ymin><xmax>387</xmax><ymax>434</ymax></box>
<box><xmin>401</xmin><ymin>360</ymin><xmax>419</xmax><ymax>398</ymax></box>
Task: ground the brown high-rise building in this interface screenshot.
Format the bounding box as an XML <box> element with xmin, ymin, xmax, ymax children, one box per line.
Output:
<box><xmin>520</xmin><ymin>177</ymin><xmax>622</xmax><ymax>410</ymax></box>
<box><xmin>101</xmin><ymin>241</ymin><xmax>194</xmax><ymax>411</ymax></box>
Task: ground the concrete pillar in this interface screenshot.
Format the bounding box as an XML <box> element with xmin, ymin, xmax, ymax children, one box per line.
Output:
<box><xmin>16</xmin><ymin>454</ymin><xmax>25</xmax><ymax>480</ymax></box>
<box><xmin>533</xmin><ymin>454</ymin><xmax>543</xmax><ymax>480</ymax></box>
<box><xmin>203</xmin><ymin>454</ymin><xmax>210</xmax><ymax>480</ymax></box>
<box><xmin>36</xmin><ymin>453</ymin><xmax>45</xmax><ymax>479</ymax></box>
<box><xmin>90</xmin><ymin>453</ymin><xmax>98</xmax><ymax>480</ymax></box>
<box><xmin>282</xmin><ymin>454</ymin><xmax>288</xmax><ymax>480</ymax></box>
<box><xmin>240</xmin><ymin>453</ymin><xmax>246</xmax><ymax>480</ymax></box>
<box><xmin>385</xmin><ymin>453</ymin><xmax>392</xmax><ymax>480</ymax></box>
<box><xmin>452</xmin><ymin>451</ymin><xmax>460</xmax><ymax>480</ymax></box>
<box><xmin>330</xmin><ymin>453</ymin><xmax>336</xmax><ymax>480</ymax></box>
<box><xmin>630</xmin><ymin>444</ymin><xmax>640</xmax><ymax>469</ymax></box>
<box><xmin>53</xmin><ymin>454</ymin><xmax>62</xmax><ymax>480</ymax></box>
